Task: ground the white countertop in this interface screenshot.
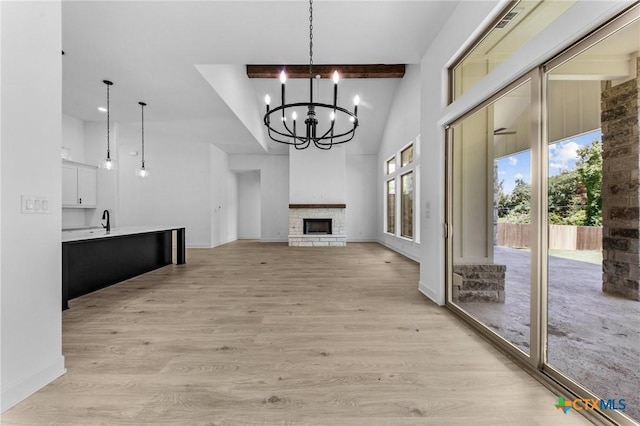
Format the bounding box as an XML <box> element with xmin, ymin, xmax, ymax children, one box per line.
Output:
<box><xmin>62</xmin><ymin>226</ymin><xmax>184</xmax><ymax>242</ymax></box>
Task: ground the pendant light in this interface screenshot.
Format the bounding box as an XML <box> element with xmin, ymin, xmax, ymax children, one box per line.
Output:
<box><xmin>136</xmin><ymin>101</ymin><xmax>149</xmax><ymax>178</ymax></box>
<box><xmin>99</xmin><ymin>80</ymin><xmax>116</xmax><ymax>170</ymax></box>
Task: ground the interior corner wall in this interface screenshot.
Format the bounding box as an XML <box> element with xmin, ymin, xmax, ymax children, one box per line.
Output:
<box><xmin>62</xmin><ymin>114</ymin><xmax>85</xmax><ymax>162</ymax></box>
<box><xmin>346</xmin><ymin>155</ymin><xmax>377</xmax><ymax>241</ymax></box>
<box><xmin>210</xmin><ymin>145</ymin><xmax>238</xmax><ymax>247</ymax></box>
<box><xmin>238</xmin><ymin>171</ymin><xmax>261</xmax><ymax>239</ymax></box>
<box><xmin>260</xmin><ymin>155</ymin><xmax>289</xmax><ymax>242</ymax></box>
<box><xmin>229</xmin><ymin>154</ymin><xmax>289</xmax><ymax>242</ymax></box>
<box><xmin>115</xmin><ymin>122</ymin><xmax>215</xmax><ymax>248</ymax></box>
<box><xmin>1</xmin><ymin>1</ymin><xmax>66</xmax><ymax>412</ymax></box>
<box><xmin>377</xmin><ymin>64</ymin><xmax>422</xmax><ymax>261</ymax></box>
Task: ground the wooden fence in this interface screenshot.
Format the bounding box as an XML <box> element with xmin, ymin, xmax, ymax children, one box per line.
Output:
<box><xmin>497</xmin><ymin>223</ymin><xmax>602</xmax><ymax>250</ymax></box>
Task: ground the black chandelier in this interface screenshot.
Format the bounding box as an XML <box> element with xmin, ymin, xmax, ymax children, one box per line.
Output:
<box><xmin>263</xmin><ymin>0</ymin><xmax>360</xmax><ymax>150</ymax></box>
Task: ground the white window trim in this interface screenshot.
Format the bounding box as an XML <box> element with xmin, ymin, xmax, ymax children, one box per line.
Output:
<box><xmin>383</xmin><ymin>137</ymin><xmax>420</xmax><ymax>243</ymax></box>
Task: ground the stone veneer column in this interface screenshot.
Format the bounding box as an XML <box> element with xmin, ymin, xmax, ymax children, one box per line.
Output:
<box><xmin>600</xmin><ymin>58</ymin><xmax>640</xmax><ymax>301</ymax></box>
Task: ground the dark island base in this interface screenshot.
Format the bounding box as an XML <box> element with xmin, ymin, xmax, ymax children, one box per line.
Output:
<box><xmin>62</xmin><ymin>228</ymin><xmax>185</xmax><ymax>310</ymax></box>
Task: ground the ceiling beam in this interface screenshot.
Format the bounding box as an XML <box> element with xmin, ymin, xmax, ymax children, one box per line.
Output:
<box><xmin>246</xmin><ymin>64</ymin><xmax>405</xmax><ymax>79</ymax></box>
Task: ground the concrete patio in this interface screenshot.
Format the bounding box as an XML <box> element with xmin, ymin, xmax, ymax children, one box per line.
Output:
<box><xmin>458</xmin><ymin>246</ymin><xmax>640</xmax><ymax>421</ymax></box>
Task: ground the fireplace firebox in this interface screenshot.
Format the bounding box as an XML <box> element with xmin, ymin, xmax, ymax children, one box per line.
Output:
<box><xmin>304</xmin><ymin>218</ymin><xmax>332</xmax><ymax>235</ymax></box>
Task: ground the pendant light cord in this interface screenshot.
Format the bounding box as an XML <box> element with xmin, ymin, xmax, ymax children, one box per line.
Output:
<box><xmin>309</xmin><ymin>0</ymin><xmax>313</xmax><ymax>78</ymax></box>
<box><xmin>140</xmin><ymin>103</ymin><xmax>145</xmax><ymax>167</ymax></box>
<box><xmin>106</xmin><ymin>83</ymin><xmax>110</xmax><ymax>158</ymax></box>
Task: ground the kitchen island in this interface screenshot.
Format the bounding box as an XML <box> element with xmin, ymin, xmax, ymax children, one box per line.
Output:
<box><xmin>62</xmin><ymin>226</ymin><xmax>185</xmax><ymax>310</ymax></box>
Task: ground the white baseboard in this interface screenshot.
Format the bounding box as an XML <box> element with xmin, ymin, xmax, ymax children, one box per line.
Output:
<box><xmin>186</xmin><ymin>243</ymin><xmax>213</xmax><ymax>248</ymax></box>
<box><xmin>377</xmin><ymin>239</ymin><xmax>420</xmax><ymax>263</ymax></box>
<box><xmin>260</xmin><ymin>238</ymin><xmax>288</xmax><ymax>243</ymax></box>
<box><xmin>1</xmin><ymin>356</ymin><xmax>66</xmax><ymax>413</ymax></box>
<box><xmin>419</xmin><ymin>281</ymin><xmax>444</xmax><ymax>306</ymax></box>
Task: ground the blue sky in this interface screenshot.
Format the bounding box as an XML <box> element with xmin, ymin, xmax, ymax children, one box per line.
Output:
<box><xmin>497</xmin><ymin>129</ymin><xmax>602</xmax><ymax>193</ymax></box>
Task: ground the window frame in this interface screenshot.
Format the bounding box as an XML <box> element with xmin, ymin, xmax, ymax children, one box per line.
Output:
<box><xmin>383</xmin><ymin>139</ymin><xmax>420</xmax><ymax>242</ymax></box>
<box><xmin>400</xmin><ymin>170</ymin><xmax>414</xmax><ymax>239</ymax></box>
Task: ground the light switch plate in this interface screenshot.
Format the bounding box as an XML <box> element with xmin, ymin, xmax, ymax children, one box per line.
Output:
<box><xmin>21</xmin><ymin>195</ymin><xmax>51</xmax><ymax>214</ymax></box>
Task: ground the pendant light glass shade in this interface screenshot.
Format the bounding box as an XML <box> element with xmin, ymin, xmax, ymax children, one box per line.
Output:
<box><xmin>135</xmin><ymin>101</ymin><xmax>149</xmax><ymax>178</ymax></box>
<box><xmin>99</xmin><ymin>80</ymin><xmax>117</xmax><ymax>170</ymax></box>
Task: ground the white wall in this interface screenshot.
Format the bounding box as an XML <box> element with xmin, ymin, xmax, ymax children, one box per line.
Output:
<box><xmin>1</xmin><ymin>1</ymin><xmax>66</xmax><ymax>411</ymax></box>
<box><xmin>289</xmin><ymin>145</ymin><xmax>346</xmax><ymax>204</ymax></box>
<box><xmin>377</xmin><ymin>64</ymin><xmax>422</xmax><ymax>261</ymax></box>
<box><xmin>231</xmin><ymin>152</ymin><xmax>378</xmax><ymax>242</ymax></box>
<box><xmin>61</xmin><ymin>114</ymin><xmax>85</xmax><ymax>162</ymax></box>
<box><xmin>229</xmin><ymin>154</ymin><xmax>289</xmax><ymax>242</ymax></box>
<box><xmin>84</xmin><ymin>121</ymin><xmax>119</xmax><ymax>228</ymax></box>
<box><xmin>210</xmin><ymin>146</ymin><xmax>238</xmax><ymax>247</ymax></box>
<box><xmin>238</xmin><ymin>171</ymin><xmax>261</xmax><ymax>239</ymax></box>
<box><xmin>61</xmin><ymin>117</ymin><xmax>239</xmax><ymax>248</ymax></box>
<box><xmin>346</xmin><ymin>155</ymin><xmax>377</xmax><ymax>241</ymax></box>
<box><xmin>61</xmin><ymin>114</ymin><xmax>92</xmax><ymax>229</ymax></box>
<box><xmin>196</xmin><ymin>64</ymin><xmax>269</xmax><ymax>152</ymax></box>
<box><xmin>115</xmin><ymin>121</ymin><xmax>240</xmax><ymax>248</ymax></box>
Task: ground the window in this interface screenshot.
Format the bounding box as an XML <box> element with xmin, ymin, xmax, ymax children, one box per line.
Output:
<box><xmin>401</xmin><ymin>172</ymin><xmax>413</xmax><ymax>238</ymax></box>
<box><xmin>401</xmin><ymin>145</ymin><xmax>413</xmax><ymax>167</ymax></box>
<box><xmin>383</xmin><ymin>141</ymin><xmax>419</xmax><ymax>241</ymax></box>
<box><xmin>450</xmin><ymin>0</ymin><xmax>576</xmax><ymax>102</ymax></box>
<box><xmin>386</xmin><ymin>180</ymin><xmax>395</xmax><ymax>234</ymax></box>
<box><xmin>386</xmin><ymin>157</ymin><xmax>396</xmax><ymax>174</ymax></box>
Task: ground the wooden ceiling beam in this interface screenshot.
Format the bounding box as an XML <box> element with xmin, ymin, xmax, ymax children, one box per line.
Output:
<box><xmin>246</xmin><ymin>64</ymin><xmax>405</xmax><ymax>79</ymax></box>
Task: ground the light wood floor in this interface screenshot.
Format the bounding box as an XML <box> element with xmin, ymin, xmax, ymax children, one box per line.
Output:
<box><xmin>2</xmin><ymin>241</ymin><xmax>591</xmax><ymax>425</ymax></box>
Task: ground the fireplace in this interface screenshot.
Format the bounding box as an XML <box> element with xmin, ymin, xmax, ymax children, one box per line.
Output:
<box><xmin>288</xmin><ymin>204</ymin><xmax>346</xmax><ymax>247</ymax></box>
<box><xmin>304</xmin><ymin>218</ymin><xmax>332</xmax><ymax>235</ymax></box>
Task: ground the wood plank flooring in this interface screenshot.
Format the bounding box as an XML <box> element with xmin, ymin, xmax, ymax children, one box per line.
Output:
<box><xmin>1</xmin><ymin>241</ymin><xmax>591</xmax><ymax>425</ymax></box>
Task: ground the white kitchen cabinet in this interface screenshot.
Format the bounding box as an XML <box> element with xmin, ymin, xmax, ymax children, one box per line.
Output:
<box><xmin>62</xmin><ymin>161</ymin><xmax>97</xmax><ymax>208</ymax></box>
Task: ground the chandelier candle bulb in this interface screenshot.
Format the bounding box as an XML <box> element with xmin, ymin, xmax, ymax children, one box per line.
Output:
<box><xmin>264</xmin><ymin>95</ymin><xmax>271</xmax><ymax>124</ymax></box>
<box><xmin>280</xmin><ymin>70</ymin><xmax>286</xmax><ymax>110</ymax></box>
<box><xmin>333</xmin><ymin>71</ymin><xmax>339</xmax><ymax>107</ymax></box>
<box><xmin>292</xmin><ymin>111</ymin><xmax>297</xmax><ymax>136</ymax></box>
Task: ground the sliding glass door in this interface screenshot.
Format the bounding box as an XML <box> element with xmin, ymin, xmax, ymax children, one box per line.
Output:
<box><xmin>448</xmin><ymin>78</ymin><xmax>534</xmax><ymax>357</ymax></box>
<box><xmin>446</xmin><ymin>5</ymin><xmax>639</xmax><ymax>424</ymax></box>
<box><xmin>544</xmin><ymin>14</ymin><xmax>640</xmax><ymax>424</ymax></box>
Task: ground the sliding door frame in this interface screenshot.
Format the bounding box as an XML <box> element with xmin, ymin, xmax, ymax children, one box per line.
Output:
<box><xmin>539</xmin><ymin>5</ymin><xmax>640</xmax><ymax>426</ymax></box>
<box><xmin>445</xmin><ymin>70</ymin><xmax>540</xmax><ymax>369</ymax></box>
<box><xmin>445</xmin><ymin>4</ymin><xmax>640</xmax><ymax>425</ymax></box>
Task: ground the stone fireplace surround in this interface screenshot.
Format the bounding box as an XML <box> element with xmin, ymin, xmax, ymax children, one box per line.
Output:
<box><xmin>289</xmin><ymin>204</ymin><xmax>346</xmax><ymax>247</ymax></box>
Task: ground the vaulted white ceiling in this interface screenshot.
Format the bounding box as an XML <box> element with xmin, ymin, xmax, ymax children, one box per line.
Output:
<box><xmin>62</xmin><ymin>1</ymin><xmax>460</xmax><ymax>155</ymax></box>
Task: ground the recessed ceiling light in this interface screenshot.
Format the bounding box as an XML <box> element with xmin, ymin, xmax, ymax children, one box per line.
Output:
<box><xmin>98</xmin><ymin>107</ymin><xmax>107</xmax><ymax>112</ymax></box>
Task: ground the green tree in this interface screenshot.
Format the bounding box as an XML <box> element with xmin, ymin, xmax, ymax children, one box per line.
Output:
<box><xmin>499</xmin><ymin>178</ymin><xmax>531</xmax><ymax>223</ymax></box>
<box><xmin>496</xmin><ymin>179</ymin><xmax>510</xmax><ymax>219</ymax></box>
<box><xmin>575</xmin><ymin>140</ymin><xmax>602</xmax><ymax>226</ymax></box>
<box><xmin>548</xmin><ymin>170</ymin><xmax>581</xmax><ymax>223</ymax></box>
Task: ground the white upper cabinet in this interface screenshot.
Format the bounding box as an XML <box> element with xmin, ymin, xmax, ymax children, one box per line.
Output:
<box><xmin>62</xmin><ymin>161</ymin><xmax>97</xmax><ymax>208</ymax></box>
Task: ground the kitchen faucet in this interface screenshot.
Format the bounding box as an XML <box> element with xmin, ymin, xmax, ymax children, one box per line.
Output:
<box><xmin>102</xmin><ymin>209</ymin><xmax>110</xmax><ymax>233</ymax></box>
